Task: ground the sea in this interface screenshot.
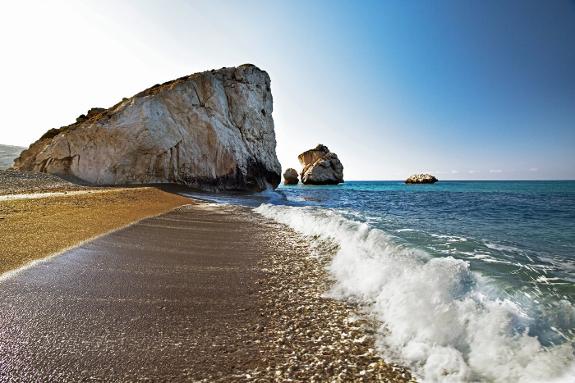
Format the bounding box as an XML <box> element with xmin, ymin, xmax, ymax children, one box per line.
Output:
<box><xmin>184</xmin><ymin>181</ymin><xmax>575</xmax><ymax>382</ymax></box>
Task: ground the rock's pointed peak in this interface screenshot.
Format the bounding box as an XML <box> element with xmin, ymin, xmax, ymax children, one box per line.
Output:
<box><xmin>297</xmin><ymin>144</ymin><xmax>330</xmax><ymax>164</ymax></box>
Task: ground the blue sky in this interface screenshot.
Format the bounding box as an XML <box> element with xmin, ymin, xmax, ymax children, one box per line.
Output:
<box><xmin>1</xmin><ymin>0</ymin><xmax>573</xmax><ymax>179</ymax></box>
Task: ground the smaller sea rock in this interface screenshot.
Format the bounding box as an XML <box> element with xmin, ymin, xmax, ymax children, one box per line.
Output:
<box><xmin>283</xmin><ymin>168</ymin><xmax>299</xmax><ymax>185</ymax></box>
<box><xmin>405</xmin><ymin>174</ymin><xmax>438</xmax><ymax>184</ymax></box>
<box><xmin>298</xmin><ymin>144</ymin><xmax>344</xmax><ymax>185</ymax></box>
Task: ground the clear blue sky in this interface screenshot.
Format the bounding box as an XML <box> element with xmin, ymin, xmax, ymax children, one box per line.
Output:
<box><xmin>1</xmin><ymin>0</ymin><xmax>574</xmax><ymax>179</ymax></box>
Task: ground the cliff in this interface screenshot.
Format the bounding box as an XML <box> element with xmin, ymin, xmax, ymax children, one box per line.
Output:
<box><xmin>13</xmin><ymin>65</ymin><xmax>281</xmax><ymax>191</ymax></box>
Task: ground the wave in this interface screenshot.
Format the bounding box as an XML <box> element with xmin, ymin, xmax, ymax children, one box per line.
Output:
<box><xmin>254</xmin><ymin>204</ymin><xmax>575</xmax><ymax>383</ymax></box>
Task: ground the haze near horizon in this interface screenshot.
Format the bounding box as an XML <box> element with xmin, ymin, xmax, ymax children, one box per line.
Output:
<box><xmin>1</xmin><ymin>0</ymin><xmax>573</xmax><ymax>180</ymax></box>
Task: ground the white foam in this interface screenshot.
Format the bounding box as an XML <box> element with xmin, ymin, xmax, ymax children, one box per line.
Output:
<box><xmin>429</xmin><ymin>233</ymin><xmax>468</xmax><ymax>242</ymax></box>
<box><xmin>484</xmin><ymin>241</ymin><xmax>523</xmax><ymax>253</ymax></box>
<box><xmin>255</xmin><ymin>204</ymin><xmax>575</xmax><ymax>383</ymax></box>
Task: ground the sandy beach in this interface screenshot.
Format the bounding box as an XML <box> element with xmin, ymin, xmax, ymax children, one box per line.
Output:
<box><xmin>0</xmin><ymin>179</ymin><xmax>413</xmax><ymax>382</ymax></box>
<box><xmin>0</xmin><ymin>185</ymin><xmax>191</xmax><ymax>275</ymax></box>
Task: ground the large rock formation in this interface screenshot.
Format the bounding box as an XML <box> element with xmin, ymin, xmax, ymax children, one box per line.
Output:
<box><xmin>13</xmin><ymin>64</ymin><xmax>281</xmax><ymax>191</ymax></box>
<box><xmin>283</xmin><ymin>168</ymin><xmax>299</xmax><ymax>185</ymax></box>
<box><xmin>405</xmin><ymin>174</ymin><xmax>438</xmax><ymax>184</ymax></box>
<box><xmin>298</xmin><ymin>144</ymin><xmax>343</xmax><ymax>185</ymax></box>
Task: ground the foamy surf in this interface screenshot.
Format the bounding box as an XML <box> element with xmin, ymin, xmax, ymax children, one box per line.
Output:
<box><xmin>254</xmin><ymin>203</ymin><xmax>575</xmax><ymax>383</ymax></box>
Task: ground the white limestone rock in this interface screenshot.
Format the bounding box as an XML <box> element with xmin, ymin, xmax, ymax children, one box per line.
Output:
<box><xmin>13</xmin><ymin>64</ymin><xmax>281</xmax><ymax>191</ymax></box>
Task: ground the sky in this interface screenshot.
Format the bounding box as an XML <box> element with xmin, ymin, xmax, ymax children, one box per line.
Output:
<box><xmin>0</xmin><ymin>0</ymin><xmax>574</xmax><ymax>180</ymax></box>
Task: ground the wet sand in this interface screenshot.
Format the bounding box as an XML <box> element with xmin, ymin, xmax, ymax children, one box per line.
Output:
<box><xmin>0</xmin><ymin>202</ymin><xmax>413</xmax><ymax>382</ymax></box>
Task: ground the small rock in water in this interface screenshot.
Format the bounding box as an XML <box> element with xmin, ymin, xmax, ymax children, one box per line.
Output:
<box><xmin>283</xmin><ymin>168</ymin><xmax>299</xmax><ymax>185</ymax></box>
<box><xmin>405</xmin><ymin>173</ymin><xmax>438</xmax><ymax>184</ymax></box>
<box><xmin>298</xmin><ymin>144</ymin><xmax>344</xmax><ymax>185</ymax></box>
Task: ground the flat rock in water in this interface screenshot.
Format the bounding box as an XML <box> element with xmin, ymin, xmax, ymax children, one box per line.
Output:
<box><xmin>405</xmin><ymin>173</ymin><xmax>438</xmax><ymax>184</ymax></box>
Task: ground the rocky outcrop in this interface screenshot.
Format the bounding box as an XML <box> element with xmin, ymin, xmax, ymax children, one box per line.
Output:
<box><xmin>298</xmin><ymin>144</ymin><xmax>343</xmax><ymax>185</ymax></box>
<box><xmin>405</xmin><ymin>174</ymin><xmax>438</xmax><ymax>184</ymax></box>
<box><xmin>283</xmin><ymin>168</ymin><xmax>299</xmax><ymax>185</ymax></box>
<box><xmin>13</xmin><ymin>64</ymin><xmax>281</xmax><ymax>192</ymax></box>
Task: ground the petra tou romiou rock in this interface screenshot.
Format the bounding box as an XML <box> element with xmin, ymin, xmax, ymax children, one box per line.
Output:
<box><xmin>405</xmin><ymin>173</ymin><xmax>438</xmax><ymax>184</ymax></box>
<box><xmin>298</xmin><ymin>144</ymin><xmax>344</xmax><ymax>185</ymax></box>
<box><xmin>13</xmin><ymin>64</ymin><xmax>281</xmax><ymax>192</ymax></box>
<box><xmin>283</xmin><ymin>168</ymin><xmax>299</xmax><ymax>185</ymax></box>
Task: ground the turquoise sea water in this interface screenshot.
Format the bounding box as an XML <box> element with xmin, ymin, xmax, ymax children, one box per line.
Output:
<box><xmin>279</xmin><ymin>181</ymin><xmax>575</xmax><ymax>301</ymax></box>
<box><xmin>187</xmin><ymin>181</ymin><xmax>575</xmax><ymax>381</ymax></box>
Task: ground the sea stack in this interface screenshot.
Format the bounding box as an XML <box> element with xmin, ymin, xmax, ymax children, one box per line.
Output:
<box><xmin>298</xmin><ymin>144</ymin><xmax>344</xmax><ymax>185</ymax></box>
<box><xmin>405</xmin><ymin>174</ymin><xmax>438</xmax><ymax>184</ymax></box>
<box><xmin>12</xmin><ymin>65</ymin><xmax>281</xmax><ymax>192</ymax></box>
<box><xmin>283</xmin><ymin>168</ymin><xmax>299</xmax><ymax>185</ymax></box>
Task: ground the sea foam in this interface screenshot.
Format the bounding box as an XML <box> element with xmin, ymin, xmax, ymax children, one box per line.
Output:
<box><xmin>254</xmin><ymin>204</ymin><xmax>575</xmax><ymax>383</ymax></box>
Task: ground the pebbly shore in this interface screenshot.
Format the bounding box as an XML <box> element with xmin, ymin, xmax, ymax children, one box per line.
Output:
<box><xmin>200</xmin><ymin>207</ymin><xmax>414</xmax><ymax>382</ymax></box>
<box><xmin>0</xmin><ymin>169</ymin><xmax>90</xmax><ymax>195</ymax></box>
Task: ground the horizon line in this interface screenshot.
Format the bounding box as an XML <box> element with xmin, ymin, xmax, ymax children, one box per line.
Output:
<box><xmin>333</xmin><ymin>179</ymin><xmax>575</xmax><ymax>182</ymax></box>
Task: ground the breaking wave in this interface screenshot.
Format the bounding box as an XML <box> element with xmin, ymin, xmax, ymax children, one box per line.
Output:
<box><xmin>254</xmin><ymin>204</ymin><xmax>575</xmax><ymax>382</ymax></box>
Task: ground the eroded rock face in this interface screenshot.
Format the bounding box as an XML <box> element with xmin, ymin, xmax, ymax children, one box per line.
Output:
<box><xmin>13</xmin><ymin>64</ymin><xmax>281</xmax><ymax>191</ymax></box>
<box><xmin>405</xmin><ymin>174</ymin><xmax>438</xmax><ymax>184</ymax></box>
<box><xmin>283</xmin><ymin>168</ymin><xmax>299</xmax><ymax>185</ymax></box>
<box><xmin>298</xmin><ymin>144</ymin><xmax>343</xmax><ymax>185</ymax></box>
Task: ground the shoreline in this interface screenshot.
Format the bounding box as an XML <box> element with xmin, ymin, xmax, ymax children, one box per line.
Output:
<box><xmin>244</xmin><ymin>208</ymin><xmax>414</xmax><ymax>382</ymax></box>
<box><xmin>0</xmin><ymin>188</ymin><xmax>414</xmax><ymax>381</ymax></box>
